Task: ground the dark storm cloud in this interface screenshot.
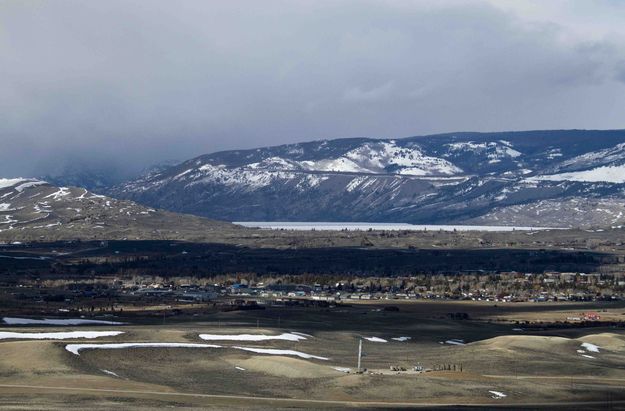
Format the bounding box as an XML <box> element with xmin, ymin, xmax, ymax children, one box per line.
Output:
<box><xmin>1</xmin><ymin>0</ymin><xmax>625</xmax><ymax>177</ymax></box>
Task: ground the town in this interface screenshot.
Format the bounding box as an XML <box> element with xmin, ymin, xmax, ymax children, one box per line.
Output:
<box><xmin>4</xmin><ymin>271</ymin><xmax>624</xmax><ymax>316</ymax></box>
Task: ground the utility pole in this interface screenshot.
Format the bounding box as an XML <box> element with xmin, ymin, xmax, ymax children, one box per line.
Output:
<box><xmin>357</xmin><ymin>339</ymin><xmax>363</xmax><ymax>372</ymax></box>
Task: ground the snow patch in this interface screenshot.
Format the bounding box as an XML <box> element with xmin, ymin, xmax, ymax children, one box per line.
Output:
<box><xmin>232</xmin><ymin>346</ymin><xmax>328</xmax><ymax>360</ymax></box>
<box><xmin>445</xmin><ymin>141</ymin><xmax>521</xmax><ymax>161</ymax></box>
<box><xmin>0</xmin><ymin>178</ymin><xmax>46</xmax><ymax>192</ymax></box>
<box><xmin>44</xmin><ymin>187</ymin><xmax>71</xmax><ymax>200</ymax></box>
<box><xmin>0</xmin><ymin>331</ymin><xmax>123</xmax><ymax>340</ymax></box>
<box><xmin>300</xmin><ymin>157</ymin><xmax>370</xmax><ymax>173</ymax></box>
<box><xmin>199</xmin><ymin>332</ymin><xmax>307</xmax><ymax>342</ymax></box>
<box><xmin>489</xmin><ymin>391</ymin><xmax>507</xmax><ymax>399</ymax></box>
<box><xmin>581</xmin><ymin>342</ymin><xmax>600</xmax><ymax>353</ymax></box>
<box><xmin>65</xmin><ymin>342</ymin><xmax>222</xmax><ymax>356</ymax></box>
<box><xmin>532</xmin><ymin>164</ymin><xmax>625</xmax><ymax>183</ymax></box>
<box><xmin>363</xmin><ymin>336</ymin><xmax>387</xmax><ymax>343</ymax></box>
<box><xmin>0</xmin><ymin>178</ymin><xmax>28</xmax><ymax>190</ymax></box>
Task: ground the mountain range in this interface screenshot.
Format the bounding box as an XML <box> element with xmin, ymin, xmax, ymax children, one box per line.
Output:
<box><xmin>101</xmin><ymin>130</ymin><xmax>625</xmax><ymax>228</ymax></box>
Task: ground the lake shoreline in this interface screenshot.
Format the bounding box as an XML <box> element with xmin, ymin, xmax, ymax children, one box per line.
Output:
<box><xmin>234</xmin><ymin>222</ymin><xmax>559</xmax><ymax>232</ymax></box>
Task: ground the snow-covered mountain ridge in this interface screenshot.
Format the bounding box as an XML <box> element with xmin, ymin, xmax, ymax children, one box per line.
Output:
<box><xmin>108</xmin><ymin>130</ymin><xmax>625</xmax><ymax>228</ymax></box>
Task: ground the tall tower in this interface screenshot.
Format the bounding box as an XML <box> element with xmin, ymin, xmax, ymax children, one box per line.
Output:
<box><xmin>357</xmin><ymin>339</ymin><xmax>363</xmax><ymax>372</ymax></box>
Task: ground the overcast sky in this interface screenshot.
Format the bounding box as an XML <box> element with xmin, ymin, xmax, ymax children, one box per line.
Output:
<box><xmin>2</xmin><ymin>0</ymin><xmax>625</xmax><ymax>178</ymax></box>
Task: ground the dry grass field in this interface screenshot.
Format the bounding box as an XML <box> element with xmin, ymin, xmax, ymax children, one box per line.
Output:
<box><xmin>1</xmin><ymin>302</ymin><xmax>625</xmax><ymax>409</ymax></box>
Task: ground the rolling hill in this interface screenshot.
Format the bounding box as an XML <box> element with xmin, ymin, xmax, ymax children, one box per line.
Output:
<box><xmin>0</xmin><ymin>178</ymin><xmax>236</xmax><ymax>242</ymax></box>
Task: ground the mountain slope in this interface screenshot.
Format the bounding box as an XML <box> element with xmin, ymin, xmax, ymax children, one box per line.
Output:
<box><xmin>110</xmin><ymin>130</ymin><xmax>625</xmax><ymax>228</ymax></box>
<box><xmin>0</xmin><ymin>178</ymin><xmax>235</xmax><ymax>242</ymax></box>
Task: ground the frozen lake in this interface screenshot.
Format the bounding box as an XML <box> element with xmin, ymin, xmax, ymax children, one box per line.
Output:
<box><xmin>234</xmin><ymin>222</ymin><xmax>556</xmax><ymax>232</ymax></box>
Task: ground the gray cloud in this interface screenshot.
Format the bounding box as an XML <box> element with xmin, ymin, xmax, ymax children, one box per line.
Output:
<box><xmin>1</xmin><ymin>0</ymin><xmax>625</xmax><ymax>178</ymax></box>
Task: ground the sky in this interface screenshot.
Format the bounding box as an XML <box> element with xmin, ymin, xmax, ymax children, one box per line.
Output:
<box><xmin>1</xmin><ymin>0</ymin><xmax>625</xmax><ymax>178</ymax></box>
